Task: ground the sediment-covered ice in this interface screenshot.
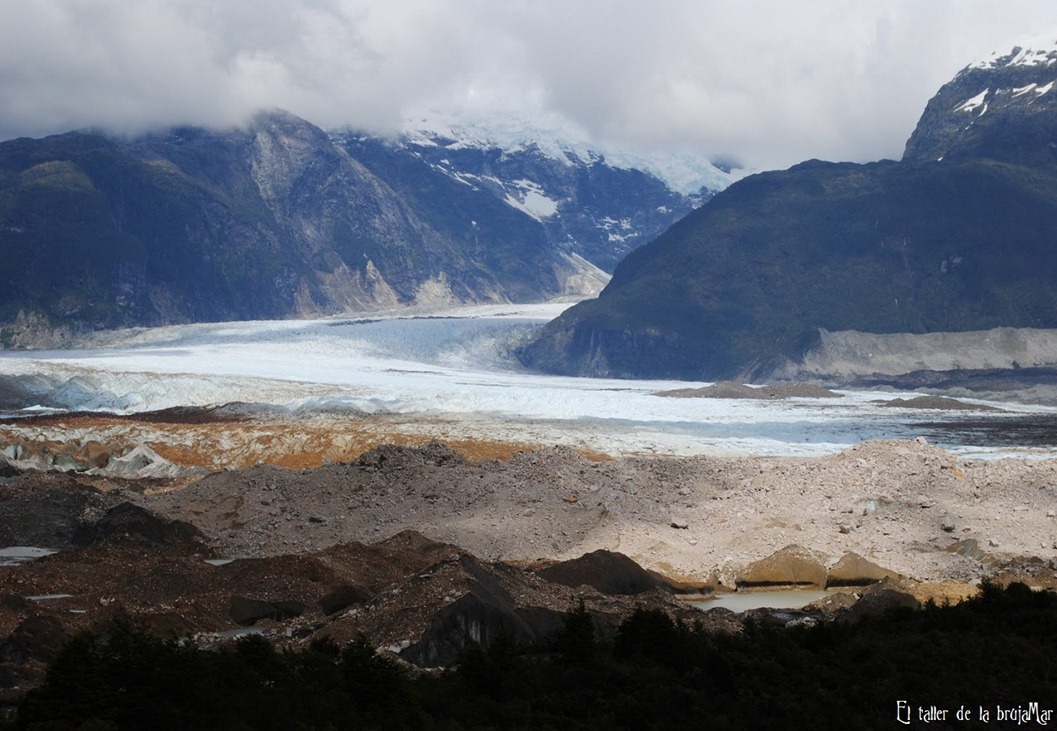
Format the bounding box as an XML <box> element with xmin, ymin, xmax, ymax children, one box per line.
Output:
<box><xmin>0</xmin><ymin>304</ymin><xmax>1053</xmax><ymax>458</ymax></box>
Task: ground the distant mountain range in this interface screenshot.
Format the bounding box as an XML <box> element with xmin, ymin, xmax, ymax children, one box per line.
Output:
<box><xmin>333</xmin><ymin>115</ymin><xmax>727</xmax><ymax>272</ymax></box>
<box><xmin>0</xmin><ymin>110</ymin><xmax>729</xmax><ymax>346</ymax></box>
<box><xmin>519</xmin><ymin>37</ymin><xmax>1057</xmax><ymax>381</ymax></box>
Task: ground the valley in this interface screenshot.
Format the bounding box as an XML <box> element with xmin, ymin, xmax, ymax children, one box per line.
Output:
<box><xmin>1</xmin><ymin>306</ymin><xmax>1056</xmax><ymax>701</ymax></box>
<box><xmin>3</xmin><ymin>305</ymin><xmax>1056</xmax><ymax>466</ymax></box>
<box><xmin>2</xmin><ymin>25</ymin><xmax>1057</xmax><ymax>721</ymax></box>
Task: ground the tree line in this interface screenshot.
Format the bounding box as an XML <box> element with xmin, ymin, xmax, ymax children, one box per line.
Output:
<box><xmin>4</xmin><ymin>582</ymin><xmax>1055</xmax><ymax>729</ymax></box>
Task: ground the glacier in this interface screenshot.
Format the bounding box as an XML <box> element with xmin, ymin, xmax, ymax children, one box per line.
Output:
<box><xmin>0</xmin><ymin>303</ymin><xmax>1054</xmax><ymax>459</ymax></box>
<box><xmin>398</xmin><ymin>109</ymin><xmax>744</xmax><ymax>195</ymax></box>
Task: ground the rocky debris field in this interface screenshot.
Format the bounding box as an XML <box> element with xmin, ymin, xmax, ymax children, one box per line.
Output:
<box><xmin>1</xmin><ymin>437</ymin><xmax>1056</xmax><ymax>702</ymax></box>
<box><xmin>0</xmin><ymin>411</ymin><xmax>547</xmax><ymax>476</ymax></box>
<box><xmin>132</xmin><ymin>438</ymin><xmax>1057</xmax><ymax>587</ymax></box>
<box><xmin>0</xmin><ymin>484</ymin><xmax>721</xmax><ymax>701</ymax></box>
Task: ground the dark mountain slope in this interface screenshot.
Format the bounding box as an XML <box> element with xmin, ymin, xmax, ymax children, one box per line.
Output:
<box><xmin>336</xmin><ymin>131</ymin><xmax>702</xmax><ymax>271</ymax></box>
<box><xmin>331</xmin><ymin>134</ymin><xmax>556</xmax><ymax>301</ymax></box>
<box><xmin>0</xmin><ymin>112</ymin><xmax>498</xmax><ymax>337</ymax></box>
<box><xmin>0</xmin><ymin>130</ymin><xmax>297</xmax><ymax>328</ymax></box>
<box><xmin>519</xmin><ymin>40</ymin><xmax>1057</xmax><ymax>381</ymax></box>
<box><xmin>904</xmin><ymin>41</ymin><xmax>1057</xmax><ymax>168</ymax></box>
<box><xmin>0</xmin><ymin>110</ymin><xmax>710</xmax><ymax>345</ymax></box>
<box><xmin>520</xmin><ymin>159</ymin><xmax>1057</xmax><ymax>379</ymax></box>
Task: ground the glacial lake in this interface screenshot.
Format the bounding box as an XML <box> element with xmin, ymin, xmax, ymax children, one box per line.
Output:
<box><xmin>684</xmin><ymin>590</ymin><xmax>833</xmax><ymax>613</ymax></box>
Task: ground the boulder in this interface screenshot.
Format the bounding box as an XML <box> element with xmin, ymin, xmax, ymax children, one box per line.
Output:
<box><xmin>0</xmin><ymin>479</ymin><xmax>119</xmax><ymax>548</ymax></box>
<box><xmin>404</xmin><ymin>592</ymin><xmax>559</xmax><ymax>667</ymax></box>
<box><xmin>0</xmin><ymin>615</ymin><xmax>67</xmax><ymax>664</ymax></box>
<box><xmin>947</xmin><ymin>538</ymin><xmax>987</xmax><ymax>562</ymax></box>
<box><xmin>400</xmin><ymin>553</ymin><xmax>549</xmax><ymax>666</ymax></box>
<box><xmin>0</xmin><ymin>458</ymin><xmax>20</xmax><ymax>479</ymax></box>
<box><xmin>805</xmin><ymin>592</ymin><xmax>860</xmax><ymax>614</ymax></box>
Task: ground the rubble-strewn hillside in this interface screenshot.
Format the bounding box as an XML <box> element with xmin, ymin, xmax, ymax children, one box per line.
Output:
<box><xmin>2</xmin><ymin>437</ymin><xmax>1056</xmax><ymax>699</ymax></box>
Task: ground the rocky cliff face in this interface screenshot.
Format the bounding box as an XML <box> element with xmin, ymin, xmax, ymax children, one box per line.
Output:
<box><xmin>336</xmin><ymin>126</ymin><xmax>708</xmax><ymax>272</ymax></box>
<box><xmin>0</xmin><ymin>111</ymin><xmax>712</xmax><ymax>344</ymax></box>
<box><xmin>903</xmin><ymin>35</ymin><xmax>1057</xmax><ymax>168</ymax></box>
<box><xmin>519</xmin><ymin>39</ymin><xmax>1057</xmax><ymax>382</ymax></box>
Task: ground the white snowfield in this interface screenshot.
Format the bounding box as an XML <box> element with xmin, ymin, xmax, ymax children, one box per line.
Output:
<box><xmin>398</xmin><ymin>109</ymin><xmax>745</xmax><ymax>195</ymax></box>
<box><xmin>970</xmin><ymin>34</ymin><xmax>1057</xmax><ymax>69</ymax></box>
<box><xmin>1</xmin><ymin>304</ymin><xmax>1054</xmax><ymax>459</ymax></box>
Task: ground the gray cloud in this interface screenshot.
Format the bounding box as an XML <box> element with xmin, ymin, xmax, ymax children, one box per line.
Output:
<box><xmin>2</xmin><ymin>0</ymin><xmax>1055</xmax><ymax>170</ymax></box>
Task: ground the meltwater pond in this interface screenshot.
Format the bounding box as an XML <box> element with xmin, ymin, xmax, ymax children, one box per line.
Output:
<box><xmin>0</xmin><ymin>303</ymin><xmax>1054</xmax><ymax>459</ymax></box>
<box><xmin>0</xmin><ymin>547</ymin><xmax>58</xmax><ymax>567</ymax></box>
<box><xmin>684</xmin><ymin>590</ymin><xmax>832</xmax><ymax>613</ymax></box>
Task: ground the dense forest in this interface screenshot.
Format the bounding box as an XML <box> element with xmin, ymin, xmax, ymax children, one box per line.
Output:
<box><xmin>3</xmin><ymin>582</ymin><xmax>1055</xmax><ymax>730</ymax></box>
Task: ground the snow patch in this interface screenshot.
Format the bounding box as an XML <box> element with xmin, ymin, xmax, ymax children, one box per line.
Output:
<box><xmin>427</xmin><ymin>163</ymin><xmax>480</xmax><ymax>190</ymax></box>
<box><xmin>970</xmin><ymin>34</ymin><xmax>1057</xmax><ymax>70</ymax></box>
<box><xmin>954</xmin><ymin>89</ymin><xmax>989</xmax><ymax>114</ymax></box>
<box><xmin>597</xmin><ymin>216</ymin><xmax>634</xmax><ymax>242</ymax></box>
<box><xmin>501</xmin><ymin>179</ymin><xmax>559</xmax><ymax>221</ymax></box>
<box><xmin>503</xmin><ymin>192</ymin><xmax>557</xmax><ymax>221</ymax></box>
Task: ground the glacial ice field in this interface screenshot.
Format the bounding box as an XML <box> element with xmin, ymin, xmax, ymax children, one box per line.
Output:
<box><xmin>1</xmin><ymin>303</ymin><xmax>1055</xmax><ymax>459</ymax></box>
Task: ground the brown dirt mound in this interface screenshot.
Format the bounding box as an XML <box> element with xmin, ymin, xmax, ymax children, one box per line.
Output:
<box><xmin>536</xmin><ymin>549</ymin><xmax>672</xmax><ymax>595</ymax></box>
<box><xmin>657</xmin><ymin>381</ymin><xmax>842</xmax><ymax>399</ymax></box>
<box><xmin>877</xmin><ymin>395</ymin><xmax>996</xmax><ymax>411</ymax></box>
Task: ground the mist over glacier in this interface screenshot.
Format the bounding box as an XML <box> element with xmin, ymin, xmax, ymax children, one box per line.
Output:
<box><xmin>0</xmin><ymin>304</ymin><xmax>1053</xmax><ymax>458</ymax></box>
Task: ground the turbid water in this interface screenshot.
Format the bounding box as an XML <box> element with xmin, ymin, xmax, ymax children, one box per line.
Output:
<box><xmin>685</xmin><ymin>590</ymin><xmax>832</xmax><ymax>613</ymax></box>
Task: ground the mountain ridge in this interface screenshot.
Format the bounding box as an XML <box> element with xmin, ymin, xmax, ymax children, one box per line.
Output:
<box><xmin>904</xmin><ymin>34</ymin><xmax>1057</xmax><ymax>167</ymax></box>
<box><xmin>392</xmin><ymin>110</ymin><xmax>740</xmax><ymax>195</ymax></box>
<box><xmin>332</xmin><ymin>119</ymin><xmax>715</xmax><ymax>271</ymax></box>
<box><xmin>0</xmin><ymin>110</ymin><xmax>715</xmax><ymax>346</ymax></box>
<box><xmin>519</xmin><ymin>40</ymin><xmax>1057</xmax><ymax>382</ymax></box>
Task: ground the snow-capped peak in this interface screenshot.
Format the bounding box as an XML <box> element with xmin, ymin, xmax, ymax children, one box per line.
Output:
<box><xmin>399</xmin><ymin>108</ymin><xmax>743</xmax><ymax>196</ymax></box>
<box><xmin>969</xmin><ymin>33</ymin><xmax>1057</xmax><ymax>71</ymax></box>
<box><xmin>401</xmin><ymin>109</ymin><xmax>597</xmax><ymax>167</ymax></box>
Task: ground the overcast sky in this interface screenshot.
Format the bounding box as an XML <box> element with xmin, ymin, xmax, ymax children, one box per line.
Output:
<box><xmin>2</xmin><ymin>0</ymin><xmax>1056</xmax><ymax>171</ymax></box>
